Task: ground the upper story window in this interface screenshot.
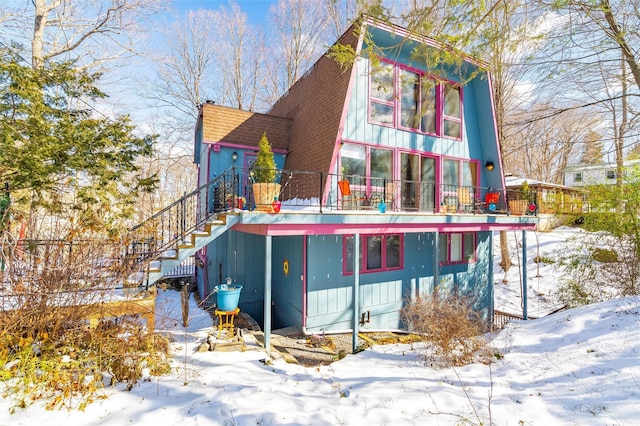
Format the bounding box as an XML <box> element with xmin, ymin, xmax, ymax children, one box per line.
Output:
<box><xmin>605</xmin><ymin>170</ymin><xmax>616</xmax><ymax>180</ymax></box>
<box><xmin>438</xmin><ymin>232</ymin><xmax>476</xmax><ymax>265</ymax></box>
<box><xmin>344</xmin><ymin>233</ymin><xmax>403</xmax><ymax>275</ymax></box>
<box><xmin>574</xmin><ymin>172</ymin><xmax>582</xmax><ymax>182</ymax></box>
<box><xmin>369</xmin><ymin>61</ymin><xmax>462</xmax><ymax>139</ymax></box>
<box><xmin>369</xmin><ymin>62</ymin><xmax>395</xmax><ymax>125</ymax></box>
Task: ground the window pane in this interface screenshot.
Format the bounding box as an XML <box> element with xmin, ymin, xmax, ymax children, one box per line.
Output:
<box><xmin>371</xmin><ymin>148</ymin><xmax>392</xmax><ymax>180</ymax></box>
<box><xmin>386</xmin><ymin>235</ymin><xmax>401</xmax><ymax>268</ymax></box>
<box><xmin>345</xmin><ymin>236</ymin><xmax>354</xmax><ymax>273</ymax></box>
<box><xmin>450</xmin><ymin>233</ymin><xmax>462</xmax><ymax>262</ymax></box>
<box><xmin>444</xmin><ymin>120</ymin><xmax>461</xmax><ymax>138</ymax></box>
<box><xmin>461</xmin><ymin>161</ymin><xmax>476</xmax><ymax>187</ymax></box>
<box><xmin>421</xmin><ymin>79</ymin><xmax>436</xmax><ymax>133</ymax></box>
<box><xmin>341</xmin><ymin>143</ymin><xmax>366</xmax><ymax>177</ymax></box>
<box><xmin>438</xmin><ymin>234</ymin><xmax>448</xmax><ymax>263</ymax></box>
<box><xmin>371</xmin><ymin>62</ymin><xmax>394</xmax><ymax>101</ymax></box>
<box><xmin>366</xmin><ymin>236</ymin><xmax>382</xmax><ymax>270</ymax></box>
<box><xmin>444</xmin><ymin>85</ymin><xmax>460</xmax><ymax>118</ymax></box>
<box><xmin>463</xmin><ymin>233</ymin><xmax>475</xmax><ymax>261</ymax></box>
<box><xmin>400</xmin><ymin>69</ymin><xmax>419</xmax><ymax>128</ymax></box>
<box><xmin>371</xmin><ymin>102</ymin><xmax>394</xmax><ymax>124</ymax></box>
<box><xmin>443</xmin><ymin>159</ymin><xmax>459</xmax><ymax>186</ymax></box>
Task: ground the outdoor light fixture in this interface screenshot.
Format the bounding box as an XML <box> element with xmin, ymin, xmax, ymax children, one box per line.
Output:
<box><xmin>485</xmin><ymin>161</ymin><xmax>494</xmax><ymax>171</ymax></box>
<box><xmin>231</xmin><ymin>151</ymin><xmax>238</xmax><ymax>163</ymax></box>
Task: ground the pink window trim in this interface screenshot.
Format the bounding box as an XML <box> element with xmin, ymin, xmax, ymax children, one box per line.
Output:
<box><xmin>367</xmin><ymin>59</ymin><xmax>464</xmax><ymax>141</ymax></box>
<box><xmin>342</xmin><ymin>233</ymin><xmax>404</xmax><ymax>276</ymax></box>
<box><xmin>438</xmin><ymin>232</ymin><xmax>477</xmax><ymax>266</ymax></box>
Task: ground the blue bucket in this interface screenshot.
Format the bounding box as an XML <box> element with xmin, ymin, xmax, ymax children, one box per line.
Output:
<box><xmin>215</xmin><ymin>284</ymin><xmax>243</xmax><ymax>311</ymax></box>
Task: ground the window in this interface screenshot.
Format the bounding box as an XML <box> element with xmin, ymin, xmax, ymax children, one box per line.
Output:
<box><xmin>606</xmin><ymin>170</ymin><xmax>616</xmax><ymax>180</ymax></box>
<box><xmin>340</xmin><ymin>143</ymin><xmax>393</xmax><ymax>198</ymax></box>
<box><xmin>574</xmin><ymin>172</ymin><xmax>582</xmax><ymax>182</ymax></box>
<box><xmin>443</xmin><ymin>85</ymin><xmax>462</xmax><ymax>138</ymax></box>
<box><xmin>344</xmin><ymin>234</ymin><xmax>403</xmax><ymax>274</ymax></box>
<box><xmin>369</xmin><ymin>62</ymin><xmax>395</xmax><ymax>125</ymax></box>
<box><xmin>369</xmin><ymin>61</ymin><xmax>462</xmax><ymax>139</ymax></box>
<box><xmin>438</xmin><ymin>232</ymin><xmax>476</xmax><ymax>264</ymax></box>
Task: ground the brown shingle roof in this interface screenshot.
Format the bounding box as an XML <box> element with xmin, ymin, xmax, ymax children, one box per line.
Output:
<box><xmin>268</xmin><ymin>26</ymin><xmax>358</xmax><ymax>173</ymax></box>
<box><xmin>200</xmin><ymin>104</ymin><xmax>291</xmax><ymax>150</ymax></box>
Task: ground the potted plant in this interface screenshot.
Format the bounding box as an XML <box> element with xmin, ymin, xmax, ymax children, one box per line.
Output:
<box><xmin>509</xmin><ymin>180</ymin><xmax>531</xmax><ymax>215</ymax></box>
<box><xmin>251</xmin><ymin>132</ymin><xmax>280</xmax><ymax>211</ymax></box>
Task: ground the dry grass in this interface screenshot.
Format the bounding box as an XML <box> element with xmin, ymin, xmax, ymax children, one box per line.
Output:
<box><xmin>0</xmin><ymin>239</ymin><xmax>170</xmax><ymax>411</ymax></box>
<box><xmin>401</xmin><ymin>292</ymin><xmax>492</xmax><ymax>367</ymax></box>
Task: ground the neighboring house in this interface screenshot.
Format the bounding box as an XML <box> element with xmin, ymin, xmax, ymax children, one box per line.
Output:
<box><xmin>192</xmin><ymin>16</ymin><xmax>536</xmax><ymax>339</ymax></box>
<box><xmin>562</xmin><ymin>159</ymin><xmax>640</xmax><ymax>187</ymax></box>
<box><xmin>505</xmin><ymin>175</ymin><xmax>584</xmax><ymax>214</ymax></box>
<box><xmin>505</xmin><ymin>175</ymin><xmax>584</xmax><ymax>230</ymax></box>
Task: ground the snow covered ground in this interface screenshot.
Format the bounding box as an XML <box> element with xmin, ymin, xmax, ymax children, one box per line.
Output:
<box><xmin>2</xmin><ymin>227</ymin><xmax>639</xmax><ymax>425</ymax></box>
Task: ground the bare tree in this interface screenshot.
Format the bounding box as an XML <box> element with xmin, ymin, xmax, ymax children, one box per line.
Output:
<box><xmin>264</xmin><ymin>0</ymin><xmax>329</xmax><ymax>104</ymax></box>
<box><xmin>212</xmin><ymin>1</ymin><xmax>264</xmax><ymax>111</ymax></box>
<box><xmin>3</xmin><ymin>0</ymin><xmax>164</xmax><ymax>69</ymax></box>
<box><xmin>535</xmin><ymin>0</ymin><xmax>640</xmax><ymax>173</ymax></box>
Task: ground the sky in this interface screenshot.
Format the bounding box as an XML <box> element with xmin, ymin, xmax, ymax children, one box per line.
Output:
<box><xmin>171</xmin><ymin>0</ymin><xmax>279</xmax><ymax>23</ymax></box>
<box><xmin>2</xmin><ymin>227</ymin><xmax>640</xmax><ymax>425</ymax></box>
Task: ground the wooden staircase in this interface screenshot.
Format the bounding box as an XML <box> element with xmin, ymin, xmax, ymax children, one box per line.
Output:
<box><xmin>140</xmin><ymin>214</ymin><xmax>239</xmax><ymax>286</ymax></box>
<box><xmin>124</xmin><ymin>169</ymin><xmax>242</xmax><ymax>290</ymax></box>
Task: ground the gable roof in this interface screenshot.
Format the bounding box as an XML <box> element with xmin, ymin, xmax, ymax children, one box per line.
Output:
<box><xmin>268</xmin><ymin>22</ymin><xmax>359</xmax><ymax>173</ymax></box>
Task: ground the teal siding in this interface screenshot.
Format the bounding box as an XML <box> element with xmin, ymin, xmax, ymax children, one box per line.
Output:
<box><xmin>343</xmin><ymin>58</ymin><xmax>473</xmax><ymax>160</ymax></box>
<box><xmin>341</xmin><ymin>48</ymin><xmax>500</xmax><ymax>188</ymax></box>
<box><xmin>435</xmin><ymin>231</ymin><xmax>493</xmax><ymax>323</ymax></box>
<box><xmin>271</xmin><ymin>236</ymin><xmax>305</xmax><ymax>330</ymax></box>
<box><xmin>204</xmin><ymin>231</ymin><xmax>266</xmax><ymax>322</ymax></box>
<box><xmin>303</xmin><ymin>231</ymin><xmax>492</xmax><ymax>333</ymax></box>
<box><xmin>205</xmin><ymin>230</ymin><xmax>493</xmax><ymax>333</ymax></box>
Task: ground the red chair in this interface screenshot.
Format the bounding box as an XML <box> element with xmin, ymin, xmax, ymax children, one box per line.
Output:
<box><xmin>485</xmin><ymin>192</ymin><xmax>500</xmax><ymax>212</ymax></box>
<box><xmin>338</xmin><ymin>180</ymin><xmax>366</xmax><ymax>209</ymax></box>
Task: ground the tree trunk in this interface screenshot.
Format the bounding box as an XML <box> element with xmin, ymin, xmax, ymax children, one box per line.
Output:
<box><xmin>499</xmin><ymin>230</ymin><xmax>511</xmax><ymax>282</ymax></box>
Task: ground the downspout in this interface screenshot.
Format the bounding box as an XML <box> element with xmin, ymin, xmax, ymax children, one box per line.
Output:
<box><xmin>264</xmin><ymin>235</ymin><xmax>273</xmax><ymax>356</ymax></box>
<box><xmin>488</xmin><ymin>231</ymin><xmax>494</xmax><ymax>327</ymax></box>
<box><xmin>434</xmin><ymin>232</ymin><xmax>440</xmax><ymax>290</ymax></box>
<box><xmin>522</xmin><ymin>230</ymin><xmax>528</xmax><ymax>320</ymax></box>
<box><xmin>302</xmin><ymin>236</ymin><xmax>308</xmax><ymax>330</ymax></box>
<box><xmin>352</xmin><ymin>233</ymin><xmax>360</xmax><ymax>354</ymax></box>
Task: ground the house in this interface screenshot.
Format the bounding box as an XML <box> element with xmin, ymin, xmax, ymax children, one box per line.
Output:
<box><xmin>191</xmin><ymin>16</ymin><xmax>536</xmax><ymax>347</ymax></box>
<box><xmin>562</xmin><ymin>159</ymin><xmax>640</xmax><ymax>187</ymax></box>
<box><xmin>505</xmin><ymin>175</ymin><xmax>584</xmax><ymax>230</ymax></box>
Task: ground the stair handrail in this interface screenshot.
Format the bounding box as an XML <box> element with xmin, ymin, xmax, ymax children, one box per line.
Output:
<box><xmin>124</xmin><ymin>167</ymin><xmax>239</xmax><ymax>270</ymax></box>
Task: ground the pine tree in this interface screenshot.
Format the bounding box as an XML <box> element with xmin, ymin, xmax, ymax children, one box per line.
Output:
<box><xmin>252</xmin><ymin>132</ymin><xmax>277</xmax><ymax>183</ymax></box>
<box><xmin>0</xmin><ymin>49</ymin><xmax>157</xmax><ymax>234</ymax></box>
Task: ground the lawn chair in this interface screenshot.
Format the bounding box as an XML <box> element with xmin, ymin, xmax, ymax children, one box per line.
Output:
<box><xmin>338</xmin><ymin>180</ymin><xmax>366</xmax><ymax>209</ymax></box>
<box><xmin>457</xmin><ymin>187</ymin><xmax>473</xmax><ymax>213</ymax></box>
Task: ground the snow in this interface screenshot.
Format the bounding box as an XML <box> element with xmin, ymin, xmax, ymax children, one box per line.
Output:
<box><xmin>2</xmin><ymin>227</ymin><xmax>640</xmax><ymax>425</ymax></box>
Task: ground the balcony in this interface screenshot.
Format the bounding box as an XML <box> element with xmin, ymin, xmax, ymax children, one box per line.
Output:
<box><xmin>214</xmin><ymin>167</ymin><xmax>527</xmax><ymax>215</ymax></box>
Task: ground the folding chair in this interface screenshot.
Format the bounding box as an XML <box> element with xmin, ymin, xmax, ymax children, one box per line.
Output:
<box><xmin>457</xmin><ymin>187</ymin><xmax>473</xmax><ymax>213</ymax></box>
<box><xmin>338</xmin><ymin>180</ymin><xmax>365</xmax><ymax>209</ymax></box>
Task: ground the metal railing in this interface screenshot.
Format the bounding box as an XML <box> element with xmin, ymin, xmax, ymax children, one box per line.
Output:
<box><xmin>1</xmin><ymin>168</ymin><xmax>544</xmax><ymax>295</ymax></box>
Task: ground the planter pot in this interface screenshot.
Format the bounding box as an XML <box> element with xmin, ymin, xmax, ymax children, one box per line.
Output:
<box><xmin>252</xmin><ymin>182</ymin><xmax>281</xmax><ymax>212</ymax></box>
<box><xmin>509</xmin><ymin>200</ymin><xmax>528</xmax><ymax>215</ymax></box>
<box><xmin>214</xmin><ymin>284</ymin><xmax>243</xmax><ymax>312</ymax></box>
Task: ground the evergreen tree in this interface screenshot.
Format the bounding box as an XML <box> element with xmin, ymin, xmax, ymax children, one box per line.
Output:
<box><xmin>252</xmin><ymin>132</ymin><xmax>277</xmax><ymax>183</ymax></box>
<box><xmin>0</xmin><ymin>49</ymin><xmax>157</xmax><ymax>234</ymax></box>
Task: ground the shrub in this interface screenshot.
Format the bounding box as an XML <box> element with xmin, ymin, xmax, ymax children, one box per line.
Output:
<box><xmin>252</xmin><ymin>132</ymin><xmax>277</xmax><ymax>183</ymax></box>
<box><xmin>401</xmin><ymin>292</ymin><xmax>491</xmax><ymax>367</ymax></box>
<box><xmin>0</xmin><ymin>239</ymin><xmax>170</xmax><ymax>411</ymax></box>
